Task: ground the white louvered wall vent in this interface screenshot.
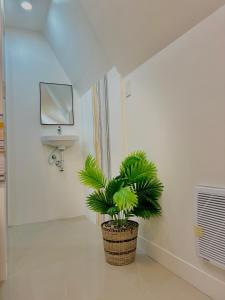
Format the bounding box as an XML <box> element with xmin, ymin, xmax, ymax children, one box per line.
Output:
<box><xmin>195</xmin><ymin>186</ymin><xmax>225</xmax><ymax>269</ymax></box>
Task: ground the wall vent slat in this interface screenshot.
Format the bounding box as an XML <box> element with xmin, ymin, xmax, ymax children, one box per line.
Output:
<box><xmin>195</xmin><ymin>186</ymin><xmax>225</xmax><ymax>270</ymax></box>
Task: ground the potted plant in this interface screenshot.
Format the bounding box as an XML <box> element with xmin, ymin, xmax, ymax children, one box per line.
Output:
<box><xmin>79</xmin><ymin>151</ymin><xmax>163</xmax><ymax>266</ymax></box>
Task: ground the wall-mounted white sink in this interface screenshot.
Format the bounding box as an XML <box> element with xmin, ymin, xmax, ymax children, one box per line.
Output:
<box><xmin>41</xmin><ymin>135</ymin><xmax>79</xmax><ymax>149</ymax></box>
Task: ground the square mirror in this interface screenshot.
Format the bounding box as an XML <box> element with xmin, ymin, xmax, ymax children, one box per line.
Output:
<box><xmin>40</xmin><ymin>82</ymin><xmax>74</xmax><ymax>125</ymax></box>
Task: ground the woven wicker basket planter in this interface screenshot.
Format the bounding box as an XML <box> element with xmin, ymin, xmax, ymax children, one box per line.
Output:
<box><xmin>101</xmin><ymin>220</ymin><xmax>139</xmax><ymax>266</ymax></box>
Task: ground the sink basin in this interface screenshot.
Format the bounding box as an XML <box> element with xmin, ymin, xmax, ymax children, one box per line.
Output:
<box><xmin>41</xmin><ymin>135</ymin><xmax>78</xmax><ymax>149</ymax></box>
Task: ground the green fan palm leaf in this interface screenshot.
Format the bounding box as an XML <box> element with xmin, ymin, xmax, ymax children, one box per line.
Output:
<box><xmin>120</xmin><ymin>151</ymin><xmax>157</xmax><ymax>182</ymax></box>
<box><xmin>132</xmin><ymin>201</ymin><xmax>162</xmax><ymax>218</ymax></box>
<box><xmin>131</xmin><ymin>178</ymin><xmax>163</xmax><ymax>219</ymax></box>
<box><xmin>86</xmin><ymin>191</ymin><xmax>110</xmax><ymax>214</ymax></box>
<box><xmin>113</xmin><ymin>187</ymin><xmax>138</xmax><ymax>212</ymax></box>
<box><xmin>134</xmin><ymin>178</ymin><xmax>164</xmax><ymax>202</ymax></box>
<box><xmin>105</xmin><ymin>178</ymin><xmax>124</xmax><ymax>205</ymax></box>
<box><xmin>78</xmin><ymin>155</ymin><xmax>107</xmax><ymax>189</ymax></box>
<box><xmin>120</xmin><ymin>151</ymin><xmax>147</xmax><ymax>168</ymax></box>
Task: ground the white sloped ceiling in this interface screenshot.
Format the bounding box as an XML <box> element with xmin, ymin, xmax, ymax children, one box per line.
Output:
<box><xmin>79</xmin><ymin>0</ymin><xmax>225</xmax><ymax>76</ymax></box>
<box><xmin>6</xmin><ymin>0</ymin><xmax>225</xmax><ymax>94</ymax></box>
<box><xmin>45</xmin><ymin>0</ymin><xmax>225</xmax><ymax>94</ymax></box>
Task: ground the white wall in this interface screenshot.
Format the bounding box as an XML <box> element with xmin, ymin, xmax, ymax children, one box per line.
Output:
<box><xmin>5</xmin><ymin>29</ymin><xmax>85</xmax><ymax>226</ymax></box>
<box><xmin>124</xmin><ymin>6</ymin><xmax>225</xmax><ymax>300</ymax></box>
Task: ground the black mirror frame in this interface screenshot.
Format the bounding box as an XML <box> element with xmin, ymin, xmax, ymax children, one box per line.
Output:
<box><xmin>39</xmin><ymin>82</ymin><xmax>75</xmax><ymax>126</ymax></box>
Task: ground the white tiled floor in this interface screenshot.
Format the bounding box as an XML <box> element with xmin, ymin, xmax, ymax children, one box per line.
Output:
<box><xmin>0</xmin><ymin>217</ymin><xmax>211</xmax><ymax>300</ymax></box>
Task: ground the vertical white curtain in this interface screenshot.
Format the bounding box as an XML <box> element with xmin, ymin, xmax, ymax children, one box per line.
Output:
<box><xmin>92</xmin><ymin>75</ymin><xmax>111</xmax><ymax>224</ymax></box>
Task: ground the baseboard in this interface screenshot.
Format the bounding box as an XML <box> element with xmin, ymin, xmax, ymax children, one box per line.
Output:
<box><xmin>138</xmin><ymin>236</ymin><xmax>225</xmax><ymax>300</ymax></box>
<box><xmin>8</xmin><ymin>215</ymin><xmax>87</xmax><ymax>227</ymax></box>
